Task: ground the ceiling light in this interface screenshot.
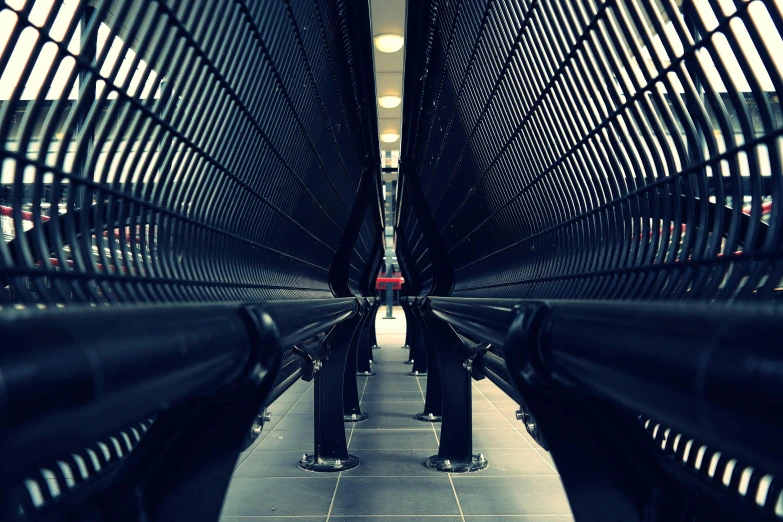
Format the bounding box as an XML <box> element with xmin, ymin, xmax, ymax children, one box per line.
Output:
<box><xmin>374</xmin><ymin>34</ymin><xmax>404</xmax><ymax>53</ymax></box>
<box><xmin>380</xmin><ymin>133</ymin><xmax>400</xmax><ymax>143</ymax></box>
<box><xmin>378</xmin><ymin>95</ymin><xmax>402</xmax><ymax>109</ymax></box>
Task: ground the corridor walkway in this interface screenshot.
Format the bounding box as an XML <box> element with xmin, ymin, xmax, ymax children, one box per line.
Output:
<box><xmin>221</xmin><ymin>307</ymin><xmax>573</xmax><ymax>521</ymax></box>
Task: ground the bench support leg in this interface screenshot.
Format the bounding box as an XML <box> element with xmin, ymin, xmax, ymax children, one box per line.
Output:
<box><xmin>356</xmin><ymin>309</ymin><xmax>376</xmax><ymax>376</ymax></box>
<box><xmin>414</xmin><ymin>307</ymin><xmax>442</xmax><ymax>422</ymax></box>
<box><xmin>402</xmin><ymin>302</ymin><xmax>415</xmax><ymax>363</ymax></box>
<box><xmin>301</xmin><ymin>317</ymin><xmax>362</xmax><ymax>471</ymax></box>
<box><xmin>407</xmin><ymin>306</ymin><xmax>428</xmax><ymax>376</ymax></box>
<box><xmin>343</xmin><ymin>311</ymin><xmax>370</xmax><ymax>421</ymax></box>
<box><xmin>424</xmin><ymin>316</ymin><xmax>487</xmax><ymax>473</ymax></box>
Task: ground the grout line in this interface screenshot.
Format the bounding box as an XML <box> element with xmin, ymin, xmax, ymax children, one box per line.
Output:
<box><xmin>328</xmin><ymin>368</ymin><xmax>371</xmax><ymax>522</ymax></box>
<box><xmin>325</xmin><ymin>472</ymin><xmax>342</xmax><ymax>522</ymax></box>
<box><xmin>346</xmin><ymin>374</ymin><xmax>369</xmax><ymax>449</ymax></box>
<box><xmin>329</xmin><ymin>355</ymin><xmax>372</xmax><ymax>522</ymax></box>
<box><xmin>415</xmin><ymin>375</ymin><xmax>441</xmax><ymax>448</ymax></box>
<box><xmin>472</xmin><ymin>383</ymin><xmax>558</xmax><ymax>474</ymax></box>
<box><xmin>448</xmin><ymin>473</ymin><xmax>466</xmax><ymax>522</ymax></box>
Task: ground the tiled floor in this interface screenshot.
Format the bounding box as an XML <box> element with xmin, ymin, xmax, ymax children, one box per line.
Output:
<box><xmin>222</xmin><ymin>307</ymin><xmax>573</xmax><ymax>521</ymax></box>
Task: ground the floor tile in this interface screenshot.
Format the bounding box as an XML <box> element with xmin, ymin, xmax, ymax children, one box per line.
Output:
<box><xmin>477</xmin><ymin>389</ymin><xmax>514</xmax><ymax>401</ymax></box>
<box><xmin>274</xmin><ymin>414</ymin><xmax>314</xmax><ymax>431</ymax></box>
<box><xmin>265</xmin><ymin>401</ymin><xmax>297</xmax><ymax>416</ymax></box>
<box><xmin>361</xmin><ymin>401</ymin><xmax>427</xmax><ymax>414</ymax></box>
<box><xmin>437</xmin><ymin>412</ymin><xmax>513</xmax><ymax>432</ymax></box>
<box><xmin>221</xmin><ymin>477</ymin><xmax>336</xmax><ymax>516</ymax></box>
<box><xmin>233</xmin><ymin>451</ymin><xmax>333</xmax><ymax>478</ymax></box>
<box><xmin>472</xmin><ymin>429</ymin><xmax>533</xmax><ymax>449</ymax></box>
<box><xmin>330</xmin><ymin>477</ymin><xmax>460</xmax><ymax>516</ymax></box>
<box><xmin>223</xmin><ymin>518</ymin><xmax>325</xmax><ymax>522</ymax></box>
<box><xmin>342</xmin><ymin>449</ymin><xmax>440</xmax><ymax>477</ymax></box>
<box><xmin>332</xmin><ymin>515</ymin><xmax>462</xmax><ymax>522</ymax></box>
<box><xmin>469</xmin><ymin>412</ymin><xmax>515</xmax><ymax>429</ymax></box>
<box><xmin>288</xmin><ymin>400</ymin><xmax>315</xmax><ymax>415</ymax></box>
<box><xmin>234</xmin><ymin>431</ymin><xmax>269</xmax><ymax>470</ymax></box>
<box><xmin>452</xmin><ymin>476</ymin><xmax>572</xmax><ymax>515</ymax></box>
<box><xmin>348</xmin><ymin>429</ymin><xmax>438</xmax><ymax>450</ymax></box>
<box><xmin>452</xmin><ymin>449</ymin><xmax>557</xmax><ymax>476</ymax></box>
<box><xmin>362</xmin><ymin>391</ymin><xmax>425</xmax><ymax>401</ymax></box>
<box><xmin>468</xmin><ymin>515</ymin><xmax>574</xmax><ymax>522</ymax></box>
<box><xmin>258</xmin><ymin>430</ymin><xmax>316</xmax><ymax>451</ymax></box>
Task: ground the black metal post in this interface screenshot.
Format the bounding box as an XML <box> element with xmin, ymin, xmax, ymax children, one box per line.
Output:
<box><xmin>343</xmin><ymin>305</ymin><xmax>370</xmax><ymax>422</ymax></box>
<box><xmin>401</xmin><ymin>297</ymin><xmax>412</xmax><ymax>350</ymax></box>
<box><xmin>401</xmin><ymin>298</ymin><xmax>415</xmax><ymax>364</ymax></box>
<box><xmin>407</xmin><ymin>300</ymin><xmax>428</xmax><ymax>376</ymax></box>
<box><xmin>370</xmin><ymin>299</ymin><xmax>380</xmax><ymax>350</ymax></box>
<box><xmin>301</xmin><ymin>315</ymin><xmax>363</xmax><ymax>471</ymax></box>
<box><xmin>414</xmin><ymin>305</ymin><xmax>442</xmax><ymax>422</ymax></box>
<box><xmin>355</xmin><ymin>299</ymin><xmax>376</xmax><ymax>376</ymax></box>
<box><xmin>422</xmin><ymin>315</ymin><xmax>486</xmax><ymax>472</ymax></box>
<box><xmin>382</xmin><ymin>263</ymin><xmax>396</xmax><ymax>318</ymax></box>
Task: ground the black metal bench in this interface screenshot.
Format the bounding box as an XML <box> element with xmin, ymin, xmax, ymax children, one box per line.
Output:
<box><xmin>0</xmin><ymin>0</ymin><xmax>381</xmax><ymax>519</ymax></box>
<box><xmin>396</xmin><ymin>0</ymin><xmax>783</xmax><ymax>521</ymax></box>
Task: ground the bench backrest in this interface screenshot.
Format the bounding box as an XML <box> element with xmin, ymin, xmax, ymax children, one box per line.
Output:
<box><xmin>0</xmin><ymin>0</ymin><xmax>380</xmax><ymax>306</ymax></box>
<box><xmin>398</xmin><ymin>0</ymin><xmax>782</xmax><ymax>303</ymax></box>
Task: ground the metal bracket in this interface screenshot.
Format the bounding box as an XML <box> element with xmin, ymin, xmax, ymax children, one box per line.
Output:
<box><xmin>293</xmin><ymin>346</ymin><xmax>322</xmax><ymax>382</ymax></box>
<box><xmin>516</xmin><ymin>405</ymin><xmax>548</xmax><ymax>451</ymax></box>
<box><xmin>463</xmin><ymin>342</ymin><xmax>490</xmax><ymax>381</ymax></box>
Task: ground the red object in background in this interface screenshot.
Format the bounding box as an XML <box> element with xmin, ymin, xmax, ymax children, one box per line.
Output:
<box><xmin>0</xmin><ymin>205</ymin><xmax>51</xmax><ymax>222</ymax></box>
<box><xmin>376</xmin><ymin>272</ymin><xmax>404</xmax><ymax>290</ymax></box>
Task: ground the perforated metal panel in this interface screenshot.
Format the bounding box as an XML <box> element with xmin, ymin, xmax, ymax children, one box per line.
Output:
<box><xmin>400</xmin><ymin>0</ymin><xmax>783</xmax><ymax>302</ymax></box>
<box><xmin>0</xmin><ymin>0</ymin><xmax>378</xmax><ymax>306</ymax></box>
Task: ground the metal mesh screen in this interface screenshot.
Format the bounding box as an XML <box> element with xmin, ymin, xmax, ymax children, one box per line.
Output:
<box><xmin>401</xmin><ymin>0</ymin><xmax>783</xmax><ymax>301</ymax></box>
<box><xmin>402</xmin><ymin>203</ymin><xmax>434</xmax><ymax>295</ymax></box>
<box><xmin>349</xmin><ymin>180</ymin><xmax>383</xmax><ymax>296</ymax></box>
<box><xmin>0</xmin><ymin>0</ymin><xmax>376</xmax><ymax>307</ymax></box>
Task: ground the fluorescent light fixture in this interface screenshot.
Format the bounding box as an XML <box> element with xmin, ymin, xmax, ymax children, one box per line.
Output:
<box><xmin>378</xmin><ymin>95</ymin><xmax>402</xmax><ymax>108</ymax></box>
<box><xmin>374</xmin><ymin>34</ymin><xmax>404</xmax><ymax>53</ymax></box>
<box><xmin>380</xmin><ymin>133</ymin><xmax>400</xmax><ymax>143</ymax></box>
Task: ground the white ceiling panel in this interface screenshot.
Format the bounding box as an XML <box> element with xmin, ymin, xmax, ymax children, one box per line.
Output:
<box><xmin>370</xmin><ymin>0</ymin><xmax>405</xmax><ymax>155</ymax></box>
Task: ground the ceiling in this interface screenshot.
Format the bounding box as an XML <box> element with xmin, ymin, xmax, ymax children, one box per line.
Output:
<box><xmin>369</xmin><ymin>0</ymin><xmax>405</xmax><ymax>180</ymax></box>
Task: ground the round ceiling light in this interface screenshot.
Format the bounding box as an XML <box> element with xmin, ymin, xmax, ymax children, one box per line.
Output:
<box><xmin>378</xmin><ymin>95</ymin><xmax>402</xmax><ymax>109</ymax></box>
<box><xmin>374</xmin><ymin>34</ymin><xmax>404</xmax><ymax>53</ymax></box>
<box><xmin>380</xmin><ymin>133</ymin><xmax>400</xmax><ymax>143</ymax></box>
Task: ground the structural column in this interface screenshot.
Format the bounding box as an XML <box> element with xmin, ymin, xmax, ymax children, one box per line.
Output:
<box><xmin>422</xmin><ymin>314</ymin><xmax>486</xmax><ymax>473</ymax></box>
<box><xmin>301</xmin><ymin>315</ymin><xmax>363</xmax><ymax>471</ymax></box>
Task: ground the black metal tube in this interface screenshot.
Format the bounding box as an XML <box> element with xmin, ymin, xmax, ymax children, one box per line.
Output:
<box><xmin>0</xmin><ymin>298</ymin><xmax>357</xmax><ymax>480</ymax></box>
<box><xmin>427</xmin><ymin>297</ymin><xmax>519</xmax><ymax>346</ymax></box>
<box><xmin>535</xmin><ymin>300</ymin><xmax>783</xmax><ymax>476</ymax></box>
<box><xmin>0</xmin><ymin>304</ymin><xmax>265</xmax><ymax>479</ymax></box>
<box><xmin>473</xmin><ymin>352</ymin><xmax>522</xmax><ymax>405</ymax></box>
<box><xmin>427</xmin><ymin>297</ymin><xmax>783</xmax><ymax>476</ymax></box>
<box><xmin>257</xmin><ymin>298</ymin><xmax>359</xmax><ymax>347</ymax></box>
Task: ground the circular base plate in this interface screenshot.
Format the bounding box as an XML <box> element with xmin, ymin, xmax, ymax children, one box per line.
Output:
<box><xmin>425</xmin><ymin>454</ymin><xmax>488</xmax><ymax>473</ymax></box>
<box><xmin>356</xmin><ymin>370</ymin><xmax>376</xmax><ymax>376</ymax></box>
<box><xmin>299</xmin><ymin>454</ymin><xmax>360</xmax><ymax>472</ymax></box>
<box><xmin>403</xmin><ymin>359</ymin><xmax>414</xmax><ymax>365</ymax></box>
<box><xmin>415</xmin><ymin>412</ymin><xmax>443</xmax><ymax>422</ymax></box>
<box><xmin>382</xmin><ymin>317</ymin><xmax>396</xmax><ymax>320</ymax></box>
<box><xmin>406</xmin><ymin>371</ymin><xmax>426</xmax><ymax>377</ymax></box>
<box><xmin>344</xmin><ymin>411</ymin><xmax>369</xmax><ymax>422</ymax></box>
